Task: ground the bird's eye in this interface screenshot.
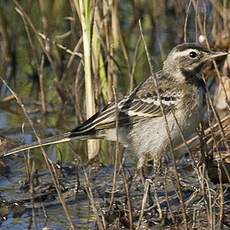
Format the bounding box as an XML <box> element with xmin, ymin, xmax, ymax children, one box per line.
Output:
<box><xmin>189</xmin><ymin>51</ymin><xmax>198</xmax><ymax>58</ymax></box>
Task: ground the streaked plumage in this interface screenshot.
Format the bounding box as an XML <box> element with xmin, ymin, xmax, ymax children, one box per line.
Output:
<box><xmin>2</xmin><ymin>43</ymin><xmax>228</xmax><ymax>169</ymax></box>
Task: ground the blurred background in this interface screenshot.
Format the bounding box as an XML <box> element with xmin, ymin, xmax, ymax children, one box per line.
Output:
<box><xmin>0</xmin><ymin>0</ymin><xmax>230</xmax><ymax>229</ymax></box>
<box><xmin>0</xmin><ymin>0</ymin><xmax>229</xmax><ymax>160</ymax></box>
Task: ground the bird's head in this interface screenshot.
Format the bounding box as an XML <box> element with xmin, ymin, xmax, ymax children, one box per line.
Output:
<box><xmin>163</xmin><ymin>43</ymin><xmax>227</xmax><ymax>82</ymax></box>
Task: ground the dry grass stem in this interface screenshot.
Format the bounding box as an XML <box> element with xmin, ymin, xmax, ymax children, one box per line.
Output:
<box><xmin>139</xmin><ymin>20</ymin><xmax>189</xmax><ymax>229</ymax></box>
<box><xmin>0</xmin><ymin>78</ymin><xmax>75</xmax><ymax>230</ymax></box>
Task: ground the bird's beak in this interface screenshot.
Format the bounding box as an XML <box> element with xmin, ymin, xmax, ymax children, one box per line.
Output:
<box><xmin>209</xmin><ymin>51</ymin><xmax>228</xmax><ymax>59</ymax></box>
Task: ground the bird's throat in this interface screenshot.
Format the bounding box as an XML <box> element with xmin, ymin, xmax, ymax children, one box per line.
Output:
<box><xmin>180</xmin><ymin>68</ymin><xmax>206</xmax><ymax>90</ymax></box>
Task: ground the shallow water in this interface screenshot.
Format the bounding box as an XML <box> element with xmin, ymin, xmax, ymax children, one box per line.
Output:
<box><xmin>1</xmin><ymin>105</ymin><xmax>230</xmax><ymax>229</ymax></box>
<box><xmin>1</xmin><ymin>1</ymin><xmax>230</xmax><ymax>228</ymax></box>
<box><xmin>0</xmin><ymin>107</ymin><xmax>97</xmax><ymax>228</ymax></box>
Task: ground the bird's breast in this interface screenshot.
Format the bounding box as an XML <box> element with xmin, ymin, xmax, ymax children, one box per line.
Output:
<box><xmin>175</xmin><ymin>86</ymin><xmax>204</xmax><ymax>138</ymax></box>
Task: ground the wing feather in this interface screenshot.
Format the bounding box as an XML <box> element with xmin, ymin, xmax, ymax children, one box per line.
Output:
<box><xmin>71</xmin><ymin>71</ymin><xmax>181</xmax><ymax>135</ymax></box>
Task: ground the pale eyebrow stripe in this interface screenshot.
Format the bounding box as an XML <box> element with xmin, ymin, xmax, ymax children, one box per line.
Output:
<box><xmin>173</xmin><ymin>49</ymin><xmax>199</xmax><ymax>59</ymax></box>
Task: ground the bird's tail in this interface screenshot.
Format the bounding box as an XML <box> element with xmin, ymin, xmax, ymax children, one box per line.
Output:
<box><xmin>3</xmin><ymin>131</ymin><xmax>94</xmax><ymax>157</ymax></box>
<box><xmin>3</xmin><ymin>99</ymin><xmax>114</xmax><ymax>158</ymax></box>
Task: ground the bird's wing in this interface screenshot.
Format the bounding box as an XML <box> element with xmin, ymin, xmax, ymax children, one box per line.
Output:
<box><xmin>71</xmin><ymin>72</ymin><xmax>181</xmax><ymax>135</ymax></box>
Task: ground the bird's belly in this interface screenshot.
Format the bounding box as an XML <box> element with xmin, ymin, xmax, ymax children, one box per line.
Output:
<box><xmin>130</xmin><ymin>117</ymin><xmax>172</xmax><ymax>157</ymax></box>
<box><xmin>129</xmin><ymin>92</ymin><xmax>203</xmax><ymax>166</ymax></box>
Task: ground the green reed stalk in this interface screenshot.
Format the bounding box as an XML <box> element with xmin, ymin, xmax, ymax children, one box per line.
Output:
<box><xmin>75</xmin><ymin>0</ymin><xmax>99</xmax><ymax>159</ymax></box>
<box><xmin>78</xmin><ymin>0</ymin><xmax>95</xmax><ymax>117</ymax></box>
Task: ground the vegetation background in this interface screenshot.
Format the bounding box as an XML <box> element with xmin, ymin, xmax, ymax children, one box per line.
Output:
<box><xmin>0</xmin><ymin>0</ymin><xmax>230</xmax><ymax>229</ymax></box>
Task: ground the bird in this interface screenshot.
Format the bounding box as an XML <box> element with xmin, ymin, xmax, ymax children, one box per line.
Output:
<box><xmin>2</xmin><ymin>43</ymin><xmax>228</xmax><ymax>170</ymax></box>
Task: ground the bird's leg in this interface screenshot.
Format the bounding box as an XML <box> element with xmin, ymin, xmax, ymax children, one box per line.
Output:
<box><xmin>136</xmin><ymin>165</ymin><xmax>145</xmax><ymax>184</ymax></box>
<box><xmin>153</xmin><ymin>157</ymin><xmax>163</xmax><ymax>176</ymax></box>
<box><xmin>136</xmin><ymin>168</ymin><xmax>154</xmax><ymax>206</ymax></box>
<box><xmin>136</xmin><ymin>157</ymin><xmax>151</xmax><ymax>183</ymax></box>
<box><xmin>136</xmin><ymin>157</ymin><xmax>163</xmax><ymax>183</ymax></box>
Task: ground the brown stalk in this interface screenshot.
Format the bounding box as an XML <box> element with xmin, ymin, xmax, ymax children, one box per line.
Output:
<box><xmin>37</xmin><ymin>0</ymin><xmax>47</xmax><ymax>113</ymax></box>
<box><xmin>38</xmin><ymin>32</ymin><xmax>82</xmax><ymax>59</ymax></box>
<box><xmin>109</xmin><ymin>86</ymin><xmax>133</xmax><ymax>228</ymax></box>
<box><xmin>205</xmin><ymin>173</ymin><xmax>214</xmax><ymax>229</ymax></box>
<box><xmin>184</xmin><ymin>0</ymin><xmax>192</xmax><ymax>43</ymax></box>
<box><xmin>13</xmin><ymin>0</ymin><xmax>67</xmax><ymax>107</ymax></box>
<box><xmin>109</xmin><ymin>86</ymin><xmax>119</xmax><ymax>210</ymax></box>
<box><xmin>120</xmin><ymin>164</ymin><xmax>133</xmax><ymax>229</ymax></box>
<box><xmin>175</xmin><ymin>115</ymin><xmax>230</xmax><ymax>151</ymax></box>
<box><xmin>191</xmin><ymin>0</ymin><xmax>205</xmax><ymax>37</ymax></box>
<box><xmin>209</xmin><ymin>0</ymin><xmax>225</xmax><ymax>19</ymax></box>
<box><xmin>67</xmin><ymin>36</ymin><xmax>83</xmax><ymax>68</ymax></box>
<box><xmin>139</xmin><ymin>20</ymin><xmax>189</xmax><ymax>230</ymax></box>
<box><xmin>136</xmin><ymin>179</ymin><xmax>151</xmax><ymax>230</ymax></box>
<box><xmin>217</xmin><ymin>161</ymin><xmax>224</xmax><ymax>229</ymax></box>
<box><xmin>193</xmin><ymin>9</ymin><xmax>228</xmax><ymax>227</ymax></box>
<box><xmin>13</xmin><ymin>1</ymin><xmax>55</xmax><ymax>73</ymax></box>
<box><xmin>205</xmin><ymin>93</ymin><xmax>226</xmax><ymax>227</ymax></box>
<box><xmin>203</xmin><ymin>77</ymin><xmax>230</xmax><ymax>183</ymax></box>
<box><xmin>0</xmin><ymin>78</ymin><xmax>75</xmax><ymax>230</ymax></box>
<box><xmin>82</xmin><ymin>167</ymin><xmax>106</xmax><ymax>230</ymax></box>
<box><xmin>204</xmin><ymin>3</ymin><xmax>230</xmax><ymax>115</ymax></box>
<box><xmin>23</xmin><ymin>130</ymin><xmax>38</xmax><ymax>230</ymax></box>
<box><xmin>74</xmin><ymin>61</ymin><xmax>84</xmax><ymax>122</ymax></box>
<box><xmin>119</xmin><ymin>30</ymin><xmax>132</xmax><ymax>94</ymax></box>
<box><xmin>130</xmin><ymin>36</ymin><xmax>141</xmax><ymax>93</ymax></box>
<box><xmin>22</xmin><ymin>123</ymin><xmax>38</xmax><ymax>229</ymax></box>
<box><xmin>163</xmin><ymin>169</ymin><xmax>177</xmax><ymax>227</ymax></box>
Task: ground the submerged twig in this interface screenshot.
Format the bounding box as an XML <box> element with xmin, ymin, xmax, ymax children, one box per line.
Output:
<box><xmin>0</xmin><ymin>78</ymin><xmax>75</xmax><ymax>230</ymax></box>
